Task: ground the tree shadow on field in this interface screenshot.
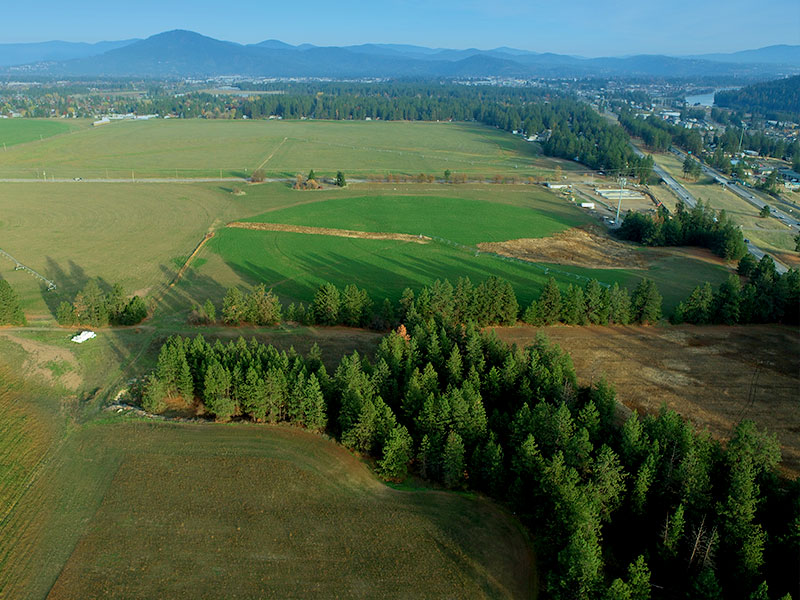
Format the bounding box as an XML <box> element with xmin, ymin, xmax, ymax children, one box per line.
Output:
<box><xmin>156</xmin><ymin>263</ymin><xmax>231</xmax><ymax>320</ymax></box>
<box><xmin>402</xmin><ymin>490</ymin><xmax>535</xmax><ymax>599</ymax></box>
<box><xmin>40</xmin><ymin>257</ymin><xmax>91</xmax><ymax>318</ymax></box>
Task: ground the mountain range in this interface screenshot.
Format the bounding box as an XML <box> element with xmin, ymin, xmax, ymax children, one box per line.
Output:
<box><xmin>1</xmin><ymin>30</ymin><xmax>798</xmax><ymax>79</ymax></box>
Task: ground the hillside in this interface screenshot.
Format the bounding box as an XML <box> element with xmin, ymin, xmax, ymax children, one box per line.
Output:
<box><xmin>715</xmin><ymin>75</ymin><xmax>800</xmax><ymax>118</ymax></box>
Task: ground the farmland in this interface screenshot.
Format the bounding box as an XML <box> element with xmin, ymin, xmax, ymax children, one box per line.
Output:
<box><xmin>0</xmin><ymin>119</ymin><xmax>85</xmax><ymax>148</ymax></box>
<box><xmin>0</xmin><ymin>116</ymin><xmax>796</xmax><ymax>600</ymax></box>
<box><xmin>1</xmin><ymin>414</ymin><xmax>534</xmax><ymax>599</ymax></box>
<box><xmin>0</xmin><ymin>119</ymin><xmax>581</xmax><ymax>180</ymax></box>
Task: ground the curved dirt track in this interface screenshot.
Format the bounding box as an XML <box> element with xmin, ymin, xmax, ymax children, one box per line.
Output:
<box><xmin>227</xmin><ymin>221</ymin><xmax>431</xmax><ymax>243</ymax></box>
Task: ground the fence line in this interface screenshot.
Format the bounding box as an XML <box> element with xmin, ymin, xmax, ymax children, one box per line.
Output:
<box><xmin>425</xmin><ymin>234</ymin><xmax>610</xmax><ymax>287</ymax></box>
<box><xmin>0</xmin><ymin>248</ymin><xmax>56</xmax><ymax>290</ymax></box>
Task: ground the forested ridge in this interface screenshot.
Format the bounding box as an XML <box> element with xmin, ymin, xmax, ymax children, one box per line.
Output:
<box><xmin>715</xmin><ymin>76</ymin><xmax>800</xmax><ymax>120</ymax></box>
<box><xmin>141</xmin><ymin>315</ymin><xmax>799</xmax><ymax>599</ymax></box>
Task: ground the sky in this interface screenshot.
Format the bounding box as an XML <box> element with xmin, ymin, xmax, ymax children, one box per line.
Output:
<box><xmin>1</xmin><ymin>0</ymin><xmax>798</xmax><ymax>57</ymax></box>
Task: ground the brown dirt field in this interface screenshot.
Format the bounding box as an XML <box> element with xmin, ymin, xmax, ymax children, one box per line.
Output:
<box><xmin>227</xmin><ymin>221</ymin><xmax>431</xmax><ymax>244</ymax></box>
<box><xmin>0</xmin><ymin>331</ymin><xmax>80</xmax><ymax>390</ymax></box>
<box><xmin>478</xmin><ymin>226</ymin><xmax>648</xmax><ymax>269</ymax></box>
<box><xmin>492</xmin><ymin>324</ymin><xmax>800</xmax><ymax>477</ymax></box>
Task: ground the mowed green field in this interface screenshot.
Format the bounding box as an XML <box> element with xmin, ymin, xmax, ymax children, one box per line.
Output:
<box><xmin>0</xmin><ymin>119</ymin><xmax>85</xmax><ymax>148</ymax></box>
<box><xmin>195</xmin><ymin>187</ymin><xmax>731</xmax><ymax>312</ymax></box>
<box><xmin>245</xmin><ymin>190</ymin><xmax>587</xmax><ymax>244</ymax></box>
<box><xmin>0</xmin><ymin>118</ymin><xmax>578</xmax><ymax>179</ymax></box>
<box><xmin>1</xmin><ymin>416</ymin><xmax>534</xmax><ymax>600</ymax></box>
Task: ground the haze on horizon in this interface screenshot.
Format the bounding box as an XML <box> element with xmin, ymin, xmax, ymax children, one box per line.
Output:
<box><xmin>1</xmin><ymin>0</ymin><xmax>798</xmax><ymax>57</ymax></box>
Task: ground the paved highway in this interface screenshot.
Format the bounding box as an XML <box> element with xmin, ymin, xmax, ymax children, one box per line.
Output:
<box><xmin>630</xmin><ymin>143</ymin><xmax>698</xmax><ymax>208</ymax></box>
<box><xmin>669</xmin><ymin>147</ymin><xmax>800</xmax><ymax>233</ymax></box>
<box><xmin>631</xmin><ymin>142</ymin><xmax>790</xmax><ymax>274</ymax></box>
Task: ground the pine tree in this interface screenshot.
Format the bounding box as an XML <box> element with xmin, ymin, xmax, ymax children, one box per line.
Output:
<box><xmin>562</xmin><ymin>284</ymin><xmax>587</xmax><ymax>325</ymax></box>
<box><xmin>631</xmin><ymin>279</ymin><xmax>662</xmax><ymax>324</ymax></box>
<box><xmin>142</xmin><ymin>375</ymin><xmax>167</xmax><ymax>413</ymax></box>
<box><xmin>378</xmin><ymin>425</ymin><xmax>413</xmax><ymax>480</ymax></box>
<box><xmin>584</xmin><ymin>279</ymin><xmax>608</xmax><ymax>325</ymax></box>
<box><xmin>336</xmin><ymin>171</ymin><xmax>346</xmax><ymax>187</ymax></box>
<box><xmin>677</xmin><ymin>282</ymin><xmax>713</xmax><ymax>324</ymax></box>
<box><xmin>712</xmin><ymin>275</ymin><xmax>741</xmax><ymax>325</ymax></box>
<box><xmin>608</xmin><ymin>283</ymin><xmax>632</xmax><ymax>325</ymax></box>
<box><xmin>204</xmin><ymin>360</ymin><xmax>234</xmax><ymax>421</ymax></box>
<box><xmin>537</xmin><ymin>277</ymin><xmax>563</xmax><ymax>325</ymax></box>
<box><xmin>313</xmin><ymin>283</ymin><xmax>341</xmax><ymax>325</ymax></box>
<box><xmin>0</xmin><ymin>279</ymin><xmax>26</xmax><ymax>326</ymax></box>
<box><xmin>442</xmin><ymin>430</ymin><xmax>466</xmax><ymax>488</ymax></box>
<box><xmin>203</xmin><ymin>299</ymin><xmax>216</xmax><ymax>322</ymax></box>
<box><xmin>302</xmin><ymin>374</ymin><xmax>327</xmax><ymax>431</ymax></box>
<box><xmin>222</xmin><ymin>287</ymin><xmax>245</xmax><ymax>325</ymax></box>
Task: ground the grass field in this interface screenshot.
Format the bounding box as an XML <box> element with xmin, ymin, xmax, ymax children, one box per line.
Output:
<box><xmin>655</xmin><ymin>152</ymin><xmax>798</xmax><ymax>255</ymax></box>
<box><xmin>0</xmin><ymin>412</ymin><xmax>534</xmax><ymax>599</ymax></box>
<box><xmin>244</xmin><ymin>191</ymin><xmax>587</xmax><ymax>245</ymax></box>
<box><xmin>0</xmin><ymin>182</ymin><xmax>266</xmax><ymax>317</ymax></box>
<box><xmin>0</xmin><ymin>119</ymin><xmax>579</xmax><ymax>180</ymax></box>
<box><xmin>0</xmin><ymin>119</ymin><xmax>86</xmax><ymax>148</ymax></box>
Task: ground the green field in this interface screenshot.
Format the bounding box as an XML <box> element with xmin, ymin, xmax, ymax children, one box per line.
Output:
<box><xmin>245</xmin><ymin>191</ymin><xmax>586</xmax><ymax>244</ymax></box>
<box><xmin>0</xmin><ymin>119</ymin><xmax>579</xmax><ymax>180</ymax></box>
<box><xmin>0</xmin><ymin>119</ymin><xmax>85</xmax><ymax>149</ymax></box>
<box><xmin>0</xmin><ymin>361</ymin><xmax>534</xmax><ymax>599</ymax></box>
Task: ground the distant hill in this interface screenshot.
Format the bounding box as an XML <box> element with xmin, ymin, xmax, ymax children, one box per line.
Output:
<box><xmin>690</xmin><ymin>45</ymin><xmax>800</xmax><ymax>65</ymax></box>
<box><xmin>3</xmin><ymin>30</ymin><xmax>799</xmax><ymax>79</ymax></box>
<box><xmin>0</xmin><ymin>39</ymin><xmax>138</xmax><ymax>67</ymax></box>
<box><xmin>715</xmin><ymin>75</ymin><xmax>800</xmax><ymax>118</ymax></box>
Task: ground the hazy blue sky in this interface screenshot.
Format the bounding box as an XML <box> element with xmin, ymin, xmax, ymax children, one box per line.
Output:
<box><xmin>2</xmin><ymin>0</ymin><xmax>798</xmax><ymax>56</ymax></box>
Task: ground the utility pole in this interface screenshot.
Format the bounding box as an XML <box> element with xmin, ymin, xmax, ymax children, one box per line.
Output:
<box><xmin>615</xmin><ymin>177</ymin><xmax>627</xmax><ymax>224</ymax></box>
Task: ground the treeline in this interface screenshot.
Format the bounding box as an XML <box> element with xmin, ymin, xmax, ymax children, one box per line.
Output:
<box><xmin>0</xmin><ymin>279</ymin><xmax>26</xmax><ymax>326</ymax></box>
<box><xmin>56</xmin><ymin>279</ymin><xmax>147</xmax><ymax>327</ymax></box>
<box><xmin>141</xmin><ymin>320</ymin><xmax>798</xmax><ymax>599</ymax></box>
<box><xmin>522</xmin><ymin>277</ymin><xmax>662</xmax><ymax>326</ymax></box>
<box><xmin>618</xmin><ymin>200</ymin><xmax>748</xmax><ymax>260</ymax></box>
<box><xmin>618</xmin><ymin>109</ymin><xmax>703</xmax><ymax>155</ymax></box>
<box><xmin>674</xmin><ymin>255</ymin><xmax>800</xmax><ymax>325</ymax></box>
<box><xmin>715</xmin><ymin>75</ymin><xmax>800</xmax><ymax>121</ymax></box>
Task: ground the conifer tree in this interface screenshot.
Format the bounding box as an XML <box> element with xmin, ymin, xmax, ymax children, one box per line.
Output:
<box><xmin>442</xmin><ymin>430</ymin><xmax>466</xmax><ymax>488</ymax></box>
<box><xmin>313</xmin><ymin>283</ymin><xmax>341</xmax><ymax>325</ymax></box>
<box><xmin>536</xmin><ymin>277</ymin><xmax>563</xmax><ymax>325</ymax></box>
<box><xmin>0</xmin><ymin>280</ymin><xmax>26</xmax><ymax>326</ymax></box>
<box><xmin>222</xmin><ymin>287</ymin><xmax>246</xmax><ymax>325</ymax></box>
<box><xmin>302</xmin><ymin>373</ymin><xmax>327</xmax><ymax>431</ymax></box>
<box><xmin>631</xmin><ymin>279</ymin><xmax>662</xmax><ymax>324</ymax></box>
<box><xmin>378</xmin><ymin>425</ymin><xmax>414</xmax><ymax>480</ymax></box>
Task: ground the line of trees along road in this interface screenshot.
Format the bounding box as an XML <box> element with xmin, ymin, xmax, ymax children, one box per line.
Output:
<box><xmin>142</xmin><ymin>313</ymin><xmax>798</xmax><ymax>599</ymax></box>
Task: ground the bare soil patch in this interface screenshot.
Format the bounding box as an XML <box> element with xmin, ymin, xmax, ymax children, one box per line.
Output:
<box><xmin>493</xmin><ymin>324</ymin><xmax>800</xmax><ymax>477</ymax></box>
<box><xmin>0</xmin><ymin>331</ymin><xmax>80</xmax><ymax>390</ymax></box>
<box><xmin>478</xmin><ymin>226</ymin><xmax>648</xmax><ymax>269</ymax></box>
<box><xmin>227</xmin><ymin>221</ymin><xmax>431</xmax><ymax>244</ymax></box>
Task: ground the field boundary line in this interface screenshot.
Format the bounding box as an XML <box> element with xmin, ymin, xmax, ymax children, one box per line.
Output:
<box><xmin>255</xmin><ymin>136</ymin><xmax>288</xmax><ymax>171</ymax></box>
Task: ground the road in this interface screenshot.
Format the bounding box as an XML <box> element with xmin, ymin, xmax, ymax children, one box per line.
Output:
<box><xmin>630</xmin><ymin>143</ymin><xmax>698</xmax><ymax>208</ymax></box>
<box><xmin>669</xmin><ymin>147</ymin><xmax>800</xmax><ymax>233</ymax></box>
<box><xmin>631</xmin><ymin>142</ymin><xmax>790</xmax><ymax>274</ymax></box>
